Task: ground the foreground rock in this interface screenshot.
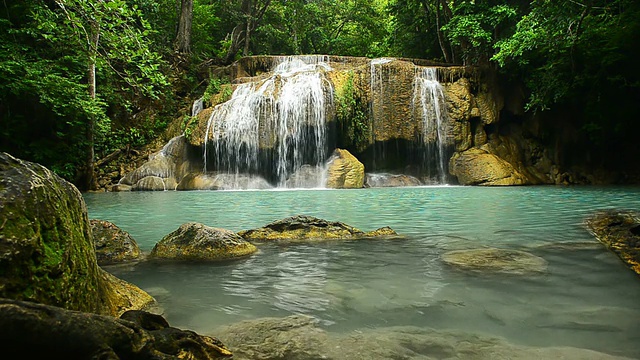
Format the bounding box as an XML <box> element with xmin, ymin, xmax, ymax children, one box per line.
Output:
<box><xmin>0</xmin><ymin>298</ymin><xmax>232</xmax><ymax>359</ymax></box>
<box><xmin>586</xmin><ymin>211</ymin><xmax>640</xmax><ymax>276</ymax></box>
<box><xmin>238</xmin><ymin>215</ymin><xmax>399</xmax><ymax>241</ymax></box>
<box><xmin>90</xmin><ymin>219</ymin><xmax>142</xmax><ymax>265</ymax></box>
<box><xmin>150</xmin><ymin>222</ymin><xmax>258</xmax><ymax>261</ymax></box>
<box><xmin>215</xmin><ymin>314</ymin><xmax>629</xmax><ymax>360</ymax></box>
<box><xmin>0</xmin><ymin>152</ymin><xmax>154</xmax><ymax>316</ymax></box>
<box><xmin>325</xmin><ymin>149</ymin><xmax>365</xmax><ymax>189</ymax></box>
<box><xmin>441</xmin><ymin>248</ymin><xmax>548</xmax><ymax>275</ymax></box>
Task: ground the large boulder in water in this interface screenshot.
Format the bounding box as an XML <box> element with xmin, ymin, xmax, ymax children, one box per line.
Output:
<box><xmin>0</xmin><ymin>298</ymin><xmax>232</xmax><ymax>359</ymax></box>
<box><xmin>150</xmin><ymin>222</ymin><xmax>258</xmax><ymax>261</ymax></box>
<box><xmin>441</xmin><ymin>248</ymin><xmax>548</xmax><ymax>275</ymax></box>
<box><xmin>326</xmin><ymin>149</ymin><xmax>365</xmax><ymax>189</ymax></box>
<box><xmin>586</xmin><ymin>210</ymin><xmax>640</xmax><ymax>276</ymax></box>
<box><xmin>0</xmin><ymin>152</ymin><xmax>154</xmax><ymax>316</ymax></box>
<box><xmin>238</xmin><ymin>215</ymin><xmax>398</xmax><ymax>241</ymax></box>
<box><xmin>90</xmin><ymin>220</ymin><xmax>142</xmax><ymax>265</ymax></box>
<box><xmin>449</xmin><ymin>148</ymin><xmax>529</xmax><ymax>186</ymax></box>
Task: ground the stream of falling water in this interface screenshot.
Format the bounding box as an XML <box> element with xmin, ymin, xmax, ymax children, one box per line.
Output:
<box><xmin>204</xmin><ymin>55</ymin><xmax>333</xmax><ymax>188</ymax></box>
<box><xmin>412</xmin><ymin>67</ymin><xmax>448</xmax><ymax>184</ymax></box>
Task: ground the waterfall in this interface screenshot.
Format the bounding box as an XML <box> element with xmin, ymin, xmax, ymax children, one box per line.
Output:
<box><xmin>412</xmin><ymin>67</ymin><xmax>448</xmax><ymax>184</ymax></box>
<box><xmin>369</xmin><ymin>58</ymin><xmax>393</xmax><ymax>168</ymax></box>
<box><xmin>204</xmin><ymin>55</ymin><xmax>333</xmax><ymax>188</ymax></box>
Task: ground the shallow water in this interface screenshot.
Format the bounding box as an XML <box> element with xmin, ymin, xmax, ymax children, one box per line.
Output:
<box><xmin>84</xmin><ymin>186</ymin><xmax>640</xmax><ymax>358</ymax></box>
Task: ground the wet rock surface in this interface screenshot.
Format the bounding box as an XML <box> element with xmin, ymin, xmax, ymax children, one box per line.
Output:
<box><xmin>238</xmin><ymin>215</ymin><xmax>399</xmax><ymax>241</ymax></box>
<box><xmin>586</xmin><ymin>210</ymin><xmax>640</xmax><ymax>276</ymax></box>
<box><xmin>150</xmin><ymin>222</ymin><xmax>258</xmax><ymax>261</ymax></box>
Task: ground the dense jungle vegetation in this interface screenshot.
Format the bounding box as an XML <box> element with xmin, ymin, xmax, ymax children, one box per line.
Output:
<box><xmin>1</xmin><ymin>0</ymin><xmax>638</xmax><ymax>189</ymax></box>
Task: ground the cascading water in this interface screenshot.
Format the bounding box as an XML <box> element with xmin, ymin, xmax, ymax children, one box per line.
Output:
<box><xmin>204</xmin><ymin>55</ymin><xmax>333</xmax><ymax>188</ymax></box>
<box><xmin>369</xmin><ymin>58</ymin><xmax>393</xmax><ymax>169</ymax></box>
<box><xmin>412</xmin><ymin>67</ymin><xmax>448</xmax><ymax>184</ymax></box>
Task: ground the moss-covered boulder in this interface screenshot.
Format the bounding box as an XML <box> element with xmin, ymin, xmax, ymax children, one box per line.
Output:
<box><xmin>238</xmin><ymin>215</ymin><xmax>399</xmax><ymax>241</ymax></box>
<box><xmin>0</xmin><ymin>152</ymin><xmax>154</xmax><ymax>316</ymax></box>
<box><xmin>150</xmin><ymin>222</ymin><xmax>258</xmax><ymax>261</ymax></box>
<box><xmin>326</xmin><ymin>149</ymin><xmax>365</xmax><ymax>189</ymax></box>
<box><xmin>586</xmin><ymin>210</ymin><xmax>640</xmax><ymax>276</ymax></box>
<box><xmin>90</xmin><ymin>220</ymin><xmax>142</xmax><ymax>265</ymax></box>
<box><xmin>0</xmin><ymin>298</ymin><xmax>232</xmax><ymax>359</ymax></box>
<box><xmin>441</xmin><ymin>248</ymin><xmax>548</xmax><ymax>275</ymax></box>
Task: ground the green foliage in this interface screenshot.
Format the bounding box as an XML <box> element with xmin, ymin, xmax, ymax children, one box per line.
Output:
<box><xmin>0</xmin><ymin>0</ymin><xmax>169</xmax><ymax>184</ymax></box>
<box><xmin>181</xmin><ymin>115</ymin><xmax>199</xmax><ymax>142</ymax></box>
<box><xmin>336</xmin><ymin>72</ymin><xmax>370</xmax><ymax>152</ymax></box>
<box><xmin>443</xmin><ymin>2</ymin><xmax>517</xmax><ymax>65</ymax></box>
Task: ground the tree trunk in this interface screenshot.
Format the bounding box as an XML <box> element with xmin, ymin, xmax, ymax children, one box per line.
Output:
<box><xmin>434</xmin><ymin>0</ymin><xmax>451</xmax><ymax>63</ymax></box>
<box><xmin>175</xmin><ymin>0</ymin><xmax>193</xmax><ymax>54</ymax></box>
<box><xmin>243</xmin><ymin>19</ymin><xmax>252</xmax><ymax>56</ymax></box>
<box><xmin>85</xmin><ymin>21</ymin><xmax>100</xmax><ymax>191</ymax></box>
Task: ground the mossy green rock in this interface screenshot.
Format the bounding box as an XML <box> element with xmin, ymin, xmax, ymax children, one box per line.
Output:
<box><xmin>238</xmin><ymin>215</ymin><xmax>399</xmax><ymax>241</ymax></box>
<box><xmin>90</xmin><ymin>219</ymin><xmax>142</xmax><ymax>265</ymax></box>
<box><xmin>0</xmin><ymin>152</ymin><xmax>154</xmax><ymax>316</ymax></box>
<box><xmin>150</xmin><ymin>222</ymin><xmax>258</xmax><ymax>261</ymax></box>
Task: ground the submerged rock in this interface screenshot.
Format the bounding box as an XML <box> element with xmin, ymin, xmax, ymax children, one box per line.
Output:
<box><xmin>150</xmin><ymin>222</ymin><xmax>258</xmax><ymax>261</ymax></box>
<box><xmin>215</xmin><ymin>314</ymin><xmax>629</xmax><ymax>360</ymax></box>
<box><xmin>0</xmin><ymin>298</ymin><xmax>232</xmax><ymax>359</ymax></box>
<box><xmin>0</xmin><ymin>152</ymin><xmax>154</xmax><ymax>316</ymax></box>
<box><xmin>326</xmin><ymin>149</ymin><xmax>365</xmax><ymax>189</ymax></box>
<box><xmin>237</xmin><ymin>215</ymin><xmax>399</xmax><ymax>241</ymax></box>
<box><xmin>441</xmin><ymin>248</ymin><xmax>548</xmax><ymax>275</ymax></box>
<box><xmin>365</xmin><ymin>173</ymin><xmax>422</xmax><ymax>187</ymax></box>
<box><xmin>90</xmin><ymin>220</ymin><xmax>142</xmax><ymax>265</ymax></box>
<box><xmin>586</xmin><ymin>211</ymin><xmax>640</xmax><ymax>276</ymax></box>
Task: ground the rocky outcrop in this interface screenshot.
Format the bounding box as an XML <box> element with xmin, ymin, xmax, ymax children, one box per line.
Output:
<box><xmin>449</xmin><ymin>147</ymin><xmax>529</xmax><ymax>185</ymax></box>
<box><xmin>176</xmin><ymin>173</ymin><xmax>272</xmax><ymax>190</ymax></box>
<box><xmin>118</xmin><ymin>135</ymin><xmax>200</xmax><ymax>191</ymax></box>
<box><xmin>90</xmin><ymin>220</ymin><xmax>142</xmax><ymax>265</ymax></box>
<box><xmin>0</xmin><ymin>298</ymin><xmax>232</xmax><ymax>359</ymax></box>
<box><xmin>441</xmin><ymin>248</ymin><xmax>548</xmax><ymax>275</ymax></box>
<box><xmin>0</xmin><ymin>152</ymin><xmax>154</xmax><ymax>316</ymax></box>
<box><xmin>150</xmin><ymin>222</ymin><xmax>258</xmax><ymax>261</ymax></box>
<box><xmin>238</xmin><ymin>215</ymin><xmax>399</xmax><ymax>241</ymax></box>
<box><xmin>325</xmin><ymin>149</ymin><xmax>365</xmax><ymax>189</ymax></box>
<box><xmin>586</xmin><ymin>211</ymin><xmax>640</xmax><ymax>276</ymax></box>
<box><xmin>215</xmin><ymin>314</ymin><xmax>628</xmax><ymax>360</ymax></box>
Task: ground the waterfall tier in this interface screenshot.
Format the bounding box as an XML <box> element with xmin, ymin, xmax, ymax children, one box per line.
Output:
<box><xmin>204</xmin><ymin>55</ymin><xmax>333</xmax><ymax>188</ymax></box>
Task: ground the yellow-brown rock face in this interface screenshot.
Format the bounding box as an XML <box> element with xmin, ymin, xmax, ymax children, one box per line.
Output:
<box><xmin>325</xmin><ymin>149</ymin><xmax>365</xmax><ymax>189</ymax></box>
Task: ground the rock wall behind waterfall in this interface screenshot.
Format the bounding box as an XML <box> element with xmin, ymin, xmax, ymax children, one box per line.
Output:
<box><xmin>120</xmin><ymin>55</ymin><xmax>626</xmax><ymax>190</ymax></box>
